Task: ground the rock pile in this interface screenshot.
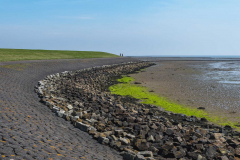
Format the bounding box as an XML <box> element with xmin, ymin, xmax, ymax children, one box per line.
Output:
<box><xmin>36</xmin><ymin>61</ymin><xmax>240</xmax><ymax>160</ymax></box>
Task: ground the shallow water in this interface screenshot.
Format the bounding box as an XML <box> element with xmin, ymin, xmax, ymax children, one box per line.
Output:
<box><xmin>204</xmin><ymin>62</ymin><xmax>240</xmax><ymax>84</ymax></box>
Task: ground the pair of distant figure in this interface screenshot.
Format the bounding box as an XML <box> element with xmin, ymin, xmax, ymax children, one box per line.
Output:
<box><xmin>120</xmin><ymin>53</ymin><xmax>123</xmax><ymax>57</ymax></box>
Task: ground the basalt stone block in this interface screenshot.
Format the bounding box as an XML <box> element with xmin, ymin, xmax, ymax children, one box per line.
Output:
<box><xmin>52</xmin><ymin>106</ymin><xmax>60</xmax><ymax>113</ymax></box>
<box><xmin>82</xmin><ymin>113</ymin><xmax>91</xmax><ymax>120</ymax></box>
<box><xmin>146</xmin><ymin>158</ymin><xmax>155</xmax><ymax>160</ymax></box>
<box><xmin>200</xmin><ymin>117</ymin><xmax>207</xmax><ymax>122</ymax></box>
<box><xmin>89</xmin><ymin>129</ymin><xmax>97</xmax><ymax>135</ymax></box>
<box><xmin>111</xmin><ymin>135</ymin><xmax>118</xmax><ymax>141</ymax></box>
<box><xmin>110</xmin><ymin>141</ymin><xmax>121</xmax><ymax>149</ymax></box>
<box><xmin>149</xmin><ymin>146</ymin><xmax>159</xmax><ymax>153</ymax></box>
<box><xmin>103</xmin><ymin>131</ymin><xmax>113</xmax><ymax>136</ymax></box>
<box><xmin>134</xmin><ymin>125</ymin><xmax>141</xmax><ymax>131</ymax></box>
<box><xmin>137</xmin><ymin>151</ymin><xmax>153</xmax><ymax>157</ymax></box>
<box><xmin>135</xmin><ymin>117</ymin><xmax>142</xmax><ymax>123</ymax></box>
<box><xmin>166</xmin><ymin>128</ymin><xmax>175</xmax><ymax>135</ymax></box>
<box><xmin>98</xmin><ymin>137</ymin><xmax>109</xmax><ymax>145</ymax></box>
<box><xmin>235</xmin><ymin>148</ymin><xmax>240</xmax><ymax>157</ymax></box>
<box><xmin>187</xmin><ymin>152</ymin><xmax>198</xmax><ymax>159</ymax></box>
<box><xmin>107</xmin><ymin>136</ymin><xmax>113</xmax><ymax>142</ymax></box>
<box><xmin>173</xmin><ymin>136</ymin><xmax>183</xmax><ymax>143</ymax></box>
<box><xmin>210</xmin><ymin>133</ymin><xmax>223</xmax><ymax>140</ymax></box>
<box><xmin>67</xmin><ymin>104</ymin><xmax>73</xmax><ymax>110</ymax></box>
<box><xmin>135</xmin><ymin>154</ymin><xmax>145</xmax><ymax>160</ymax></box>
<box><xmin>56</xmin><ymin>110</ymin><xmax>65</xmax><ymax>118</ymax></box>
<box><xmin>86</xmin><ymin>118</ymin><xmax>98</xmax><ymax>124</ymax></box>
<box><xmin>126</xmin><ymin>134</ymin><xmax>136</xmax><ymax>139</ymax></box>
<box><xmin>205</xmin><ymin>146</ymin><xmax>217</xmax><ymax>159</ymax></box>
<box><xmin>161</xmin><ymin>142</ymin><xmax>174</xmax><ymax>150</ymax></box>
<box><xmin>117</xmin><ymin>121</ymin><xmax>123</xmax><ymax>127</ymax></box>
<box><xmin>155</xmin><ymin>134</ymin><xmax>163</xmax><ymax>143</ymax></box>
<box><xmin>156</xmin><ymin>125</ymin><xmax>166</xmax><ymax>132</ymax></box>
<box><xmin>120</xmin><ymin>137</ymin><xmax>130</xmax><ymax>145</ymax></box>
<box><xmin>147</xmin><ymin>135</ymin><xmax>155</xmax><ymax>142</ymax></box>
<box><xmin>126</xmin><ymin>117</ymin><xmax>135</xmax><ymax>123</ymax></box>
<box><xmin>139</xmin><ymin>130</ymin><xmax>147</xmax><ymax>138</ymax></box>
<box><xmin>173</xmin><ymin>149</ymin><xmax>186</xmax><ymax>158</ymax></box>
<box><xmin>219</xmin><ymin>156</ymin><xmax>229</xmax><ymax>160</ymax></box>
<box><xmin>150</xmin><ymin>123</ymin><xmax>158</xmax><ymax>130</ymax></box>
<box><xmin>93</xmin><ymin>132</ymin><xmax>100</xmax><ymax>139</ymax></box>
<box><xmin>123</xmin><ymin>132</ymin><xmax>128</xmax><ymax>137</ymax></box>
<box><xmin>72</xmin><ymin>116</ymin><xmax>79</xmax><ymax>122</ymax></box>
<box><xmin>141</xmin><ymin>125</ymin><xmax>150</xmax><ymax>131</ymax></box>
<box><xmin>75</xmin><ymin>122</ymin><xmax>90</xmax><ymax>132</ymax></box>
<box><xmin>197</xmin><ymin>155</ymin><xmax>207</xmax><ymax>160</ymax></box>
<box><xmin>195</xmin><ymin>144</ymin><xmax>204</xmax><ymax>150</ymax></box>
<box><xmin>123</xmin><ymin>121</ymin><xmax>129</xmax><ymax>127</ymax></box>
<box><xmin>88</xmin><ymin>126</ymin><xmax>97</xmax><ymax>131</ymax></box>
<box><xmin>37</xmin><ymin>88</ymin><xmax>44</xmax><ymax>95</ymax></box>
<box><xmin>115</xmin><ymin>130</ymin><xmax>124</xmax><ymax>136</ymax></box>
<box><xmin>123</xmin><ymin>152</ymin><xmax>136</xmax><ymax>160</ymax></box>
<box><xmin>74</xmin><ymin>111</ymin><xmax>82</xmax><ymax>118</ymax></box>
<box><xmin>134</xmin><ymin>139</ymin><xmax>149</xmax><ymax>151</ymax></box>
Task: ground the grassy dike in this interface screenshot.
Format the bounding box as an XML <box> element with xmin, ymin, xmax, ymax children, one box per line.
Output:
<box><xmin>0</xmin><ymin>48</ymin><xmax>118</xmax><ymax>62</ymax></box>
<box><xmin>109</xmin><ymin>76</ymin><xmax>240</xmax><ymax>130</ymax></box>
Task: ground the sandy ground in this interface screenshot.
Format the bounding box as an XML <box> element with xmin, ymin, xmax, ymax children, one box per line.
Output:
<box><xmin>130</xmin><ymin>60</ymin><xmax>240</xmax><ymax>124</ymax></box>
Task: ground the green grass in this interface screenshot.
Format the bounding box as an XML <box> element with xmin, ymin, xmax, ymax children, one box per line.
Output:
<box><xmin>0</xmin><ymin>48</ymin><xmax>119</xmax><ymax>62</ymax></box>
<box><xmin>109</xmin><ymin>76</ymin><xmax>240</xmax><ymax>130</ymax></box>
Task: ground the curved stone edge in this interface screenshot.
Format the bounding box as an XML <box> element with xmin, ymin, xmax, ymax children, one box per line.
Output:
<box><xmin>35</xmin><ymin>61</ymin><xmax>157</xmax><ymax>160</ymax></box>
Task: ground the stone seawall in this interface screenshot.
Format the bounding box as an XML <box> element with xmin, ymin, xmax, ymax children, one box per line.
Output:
<box><xmin>37</xmin><ymin>61</ymin><xmax>240</xmax><ymax>160</ymax></box>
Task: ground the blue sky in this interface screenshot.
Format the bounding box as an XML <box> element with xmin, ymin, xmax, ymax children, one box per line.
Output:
<box><xmin>0</xmin><ymin>0</ymin><xmax>240</xmax><ymax>56</ymax></box>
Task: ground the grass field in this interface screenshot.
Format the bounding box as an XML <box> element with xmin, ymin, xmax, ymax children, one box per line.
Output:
<box><xmin>0</xmin><ymin>48</ymin><xmax>119</xmax><ymax>62</ymax></box>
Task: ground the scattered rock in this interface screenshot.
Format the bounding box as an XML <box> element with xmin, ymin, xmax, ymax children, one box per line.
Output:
<box><xmin>134</xmin><ymin>82</ymin><xmax>142</xmax><ymax>84</ymax></box>
<box><xmin>98</xmin><ymin>136</ymin><xmax>109</xmax><ymax>145</ymax></box>
<box><xmin>135</xmin><ymin>154</ymin><xmax>145</xmax><ymax>160</ymax></box>
<box><xmin>123</xmin><ymin>152</ymin><xmax>136</xmax><ymax>160</ymax></box>
<box><xmin>120</xmin><ymin>137</ymin><xmax>129</xmax><ymax>145</ymax></box>
<box><xmin>75</xmin><ymin>122</ymin><xmax>90</xmax><ymax>132</ymax></box>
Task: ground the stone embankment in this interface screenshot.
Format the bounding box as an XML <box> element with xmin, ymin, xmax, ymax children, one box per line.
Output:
<box><xmin>37</xmin><ymin>61</ymin><xmax>240</xmax><ymax>160</ymax></box>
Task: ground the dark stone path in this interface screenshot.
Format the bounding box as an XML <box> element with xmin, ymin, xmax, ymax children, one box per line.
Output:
<box><xmin>0</xmin><ymin>57</ymin><xmax>138</xmax><ymax>160</ymax></box>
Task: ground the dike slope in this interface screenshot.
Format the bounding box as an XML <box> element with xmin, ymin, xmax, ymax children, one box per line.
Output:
<box><xmin>0</xmin><ymin>57</ymin><xmax>138</xmax><ymax>160</ymax></box>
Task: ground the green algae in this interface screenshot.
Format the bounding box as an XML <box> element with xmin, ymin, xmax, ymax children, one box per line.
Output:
<box><xmin>109</xmin><ymin>76</ymin><xmax>240</xmax><ymax>130</ymax></box>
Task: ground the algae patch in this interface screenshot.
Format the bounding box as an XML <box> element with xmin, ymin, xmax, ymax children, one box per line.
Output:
<box><xmin>109</xmin><ymin>76</ymin><xmax>240</xmax><ymax>130</ymax></box>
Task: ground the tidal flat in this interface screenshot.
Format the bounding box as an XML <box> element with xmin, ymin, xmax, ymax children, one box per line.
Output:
<box><xmin>112</xmin><ymin>58</ymin><xmax>240</xmax><ymax>128</ymax></box>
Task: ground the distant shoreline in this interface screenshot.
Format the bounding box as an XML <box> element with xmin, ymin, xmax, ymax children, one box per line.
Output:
<box><xmin>128</xmin><ymin>56</ymin><xmax>240</xmax><ymax>61</ymax></box>
<box><xmin>129</xmin><ymin>55</ymin><xmax>240</xmax><ymax>58</ymax></box>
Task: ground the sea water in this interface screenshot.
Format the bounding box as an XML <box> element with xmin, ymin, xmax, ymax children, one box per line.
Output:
<box><xmin>203</xmin><ymin>61</ymin><xmax>240</xmax><ymax>85</ymax></box>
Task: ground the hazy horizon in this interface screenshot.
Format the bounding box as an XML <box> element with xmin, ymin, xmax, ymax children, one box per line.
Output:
<box><xmin>1</xmin><ymin>0</ymin><xmax>240</xmax><ymax>56</ymax></box>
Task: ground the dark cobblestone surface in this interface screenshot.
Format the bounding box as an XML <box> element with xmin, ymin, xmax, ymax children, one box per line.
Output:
<box><xmin>0</xmin><ymin>57</ymin><xmax>139</xmax><ymax>160</ymax></box>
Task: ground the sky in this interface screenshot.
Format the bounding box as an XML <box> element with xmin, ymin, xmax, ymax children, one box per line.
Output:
<box><xmin>0</xmin><ymin>0</ymin><xmax>240</xmax><ymax>56</ymax></box>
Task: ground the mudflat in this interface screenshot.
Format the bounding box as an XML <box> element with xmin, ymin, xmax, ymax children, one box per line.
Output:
<box><xmin>130</xmin><ymin>59</ymin><xmax>240</xmax><ymax>124</ymax></box>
